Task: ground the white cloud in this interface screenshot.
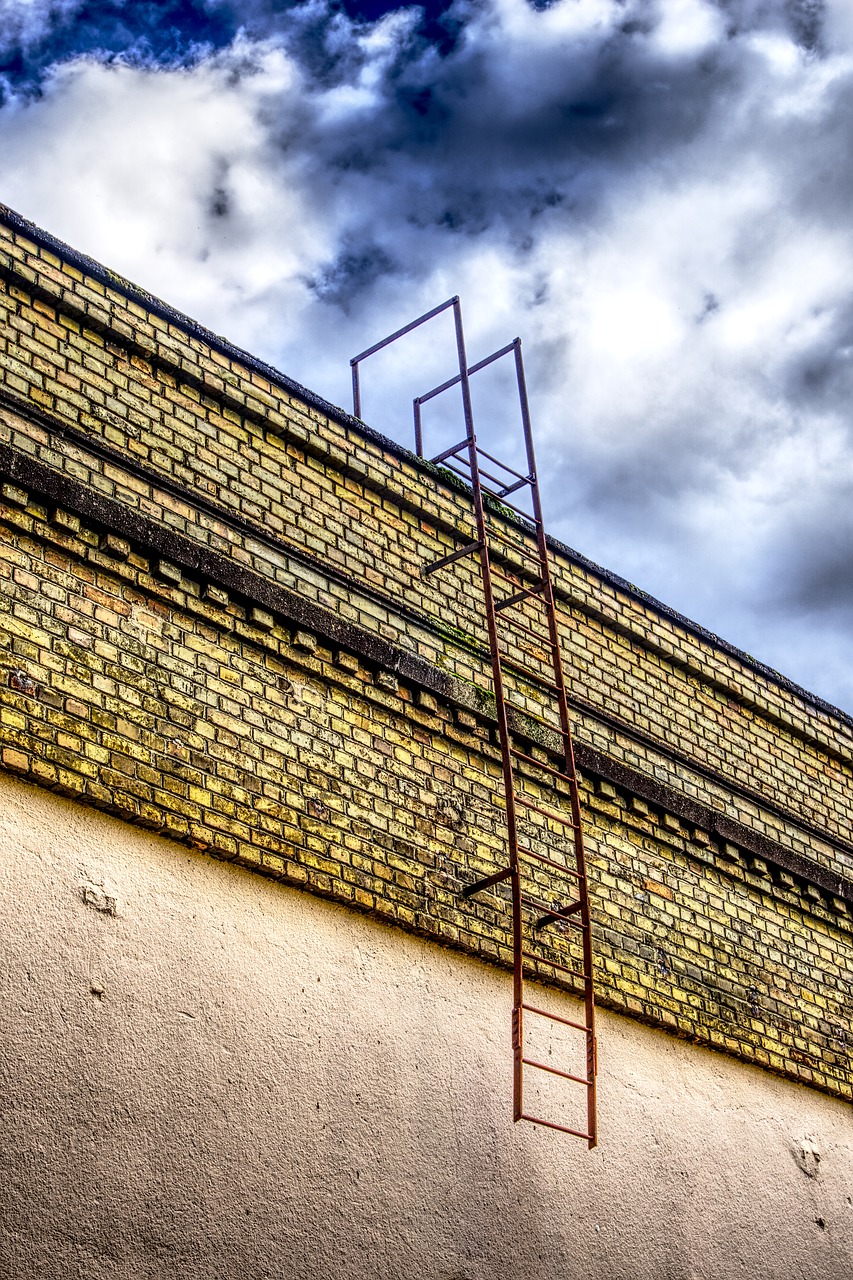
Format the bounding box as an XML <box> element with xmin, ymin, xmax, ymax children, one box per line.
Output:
<box><xmin>651</xmin><ymin>0</ymin><xmax>723</xmax><ymax>56</ymax></box>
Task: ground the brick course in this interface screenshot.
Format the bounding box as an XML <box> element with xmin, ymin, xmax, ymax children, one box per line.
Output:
<box><xmin>0</xmin><ymin>203</ymin><xmax>851</xmax><ymax>1100</ymax></box>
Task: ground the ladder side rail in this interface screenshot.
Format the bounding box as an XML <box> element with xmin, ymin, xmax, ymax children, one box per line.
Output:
<box><xmin>351</xmin><ymin>296</ymin><xmax>458</xmax><ymax>420</ymax></box>
<box><xmin>414</xmin><ymin>397</ymin><xmax>423</xmax><ymax>457</ymax></box>
<box><xmin>413</xmin><ymin>340</ymin><xmax>520</xmax><ymax>413</ymax></box>
<box><xmin>449</xmin><ymin>301</ymin><xmax>527</xmax><ymax>1122</ymax></box>
<box><xmin>513</xmin><ymin>338</ymin><xmax>598</xmax><ymax>1148</ymax></box>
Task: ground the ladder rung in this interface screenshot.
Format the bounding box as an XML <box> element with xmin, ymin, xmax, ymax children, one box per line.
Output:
<box><xmin>475</xmin><ymin>444</ymin><xmax>532</xmax><ymax>485</ymax></box>
<box><xmin>498</xmin><ymin>476</ymin><xmax>531</xmax><ymax>498</ymax></box>
<box><xmin>500</xmin><ymin>655</ymin><xmax>561</xmax><ymax>694</ymax></box>
<box><xmin>494</xmin><ymin>612</ymin><xmax>554</xmax><ymax>646</ymax></box>
<box><xmin>461</xmin><ymin>866</ymin><xmax>513</xmax><ymax>898</ymax></box>
<box><xmin>519</xmin><ymin>1114</ymin><xmax>593</xmax><ymax>1140</ymax></box>
<box><xmin>429</xmin><ymin>439</ymin><xmax>470</xmax><ymax>465</ymax></box>
<box><xmin>515</xmin><ymin>795</ymin><xmax>578</xmax><ymax>828</ymax></box>
<box><xmin>352</xmin><ymin>296</ymin><xmax>456</xmax><ymax>364</ymax></box>
<box><xmin>495</xmin><ymin>583</ymin><xmax>544</xmax><ymax>613</ymax></box>
<box><xmin>423</xmin><ymin>540</ymin><xmax>483</xmax><ymax>576</ymax></box>
<box><xmin>484</xmin><ymin>527</ymin><xmax>543</xmax><ymax>571</ymax></box>
<box><xmin>416</xmin><ymin>340</ymin><xmax>518</xmax><ymax>411</ymax></box>
<box><xmin>479</xmin><ymin>463</ymin><xmax>523</xmax><ymax>493</ymax></box>
<box><xmin>504</xmin><ymin>701</ymin><xmax>569</xmax><ymax>737</ymax></box>
<box><xmin>517</xmin><ymin>848</ymin><xmax>583</xmax><ymax>878</ymax></box>
<box><xmin>476</xmin><ymin>463</ymin><xmax>532</xmax><ymax>497</ymax></box>
<box><xmin>483</xmin><ymin>489</ymin><xmax>543</xmax><ymax>521</ymax></box>
<box><xmin>490</xmin><ymin>562</ymin><xmax>537</xmax><ymax>589</ymax></box>
<box><xmin>521</xmin><ymin>892</ymin><xmax>582</xmax><ymax>916</ymax></box>
<box><xmin>521</xmin><ymin>1003</ymin><xmax>589</xmax><ymax>1034</ymax></box>
<box><xmin>468</xmin><ymin>341</ymin><xmax>517</xmax><ymax>376</ymax></box>
<box><xmin>415</xmin><ymin>370</ymin><xmax>466</xmax><ymax>408</ymax></box>
<box><xmin>521</xmin><ymin>894</ymin><xmax>585</xmax><ymax>930</ymax></box>
<box><xmin>442</xmin><ymin>459</ymin><xmax>476</xmax><ymax>484</ymax></box>
<box><xmin>522</xmin><ymin>950</ymin><xmax>590</xmax><ymax>980</ymax></box>
<box><xmin>489</xmin><ymin>572</ymin><xmax>552</xmax><ymax>625</ymax></box>
<box><xmin>523</xmin><ymin>899</ymin><xmax>586</xmax><ymax>933</ymax></box>
<box><xmin>482</xmin><ymin>488</ymin><xmax>535</xmax><ymax>519</ymax></box>
<box><xmin>510</xmin><ymin>749</ymin><xmax>575</xmax><ymax>783</ymax></box>
<box><xmin>522</xmin><ymin>1057</ymin><xmax>590</xmax><ymax>1087</ymax></box>
<box><xmin>535</xmin><ymin>906</ymin><xmax>586</xmax><ymax>933</ymax></box>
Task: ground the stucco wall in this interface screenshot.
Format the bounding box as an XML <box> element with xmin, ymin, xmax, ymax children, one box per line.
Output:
<box><xmin>1</xmin><ymin>771</ymin><xmax>850</xmax><ymax>1280</ymax></box>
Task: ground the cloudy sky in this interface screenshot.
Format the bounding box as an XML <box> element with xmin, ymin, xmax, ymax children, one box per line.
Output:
<box><xmin>2</xmin><ymin>0</ymin><xmax>853</xmax><ymax>713</ymax></box>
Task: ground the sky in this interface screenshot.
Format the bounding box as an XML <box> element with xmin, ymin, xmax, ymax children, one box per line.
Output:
<box><xmin>2</xmin><ymin>0</ymin><xmax>853</xmax><ymax>714</ymax></box>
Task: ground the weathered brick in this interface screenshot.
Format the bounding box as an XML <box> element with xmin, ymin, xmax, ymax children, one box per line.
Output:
<box><xmin>100</xmin><ymin>533</ymin><xmax>130</xmax><ymax>560</ymax></box>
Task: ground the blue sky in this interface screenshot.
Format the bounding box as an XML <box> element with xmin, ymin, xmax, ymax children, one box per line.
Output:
<box><xmin>3</xmin><ymin>0</ymin><xmax>853</xmax><ymax>712</ymax></box>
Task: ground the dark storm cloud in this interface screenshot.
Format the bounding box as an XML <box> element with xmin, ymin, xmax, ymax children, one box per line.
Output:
<box><xmin>221</xmin><ymin>3</ymin><xmax>748</xmax><ymax>310</ymax></box>
<box><xmin>779</xmin><ymin>301</ymin><xmax>853</xmax><ymax>416</ymax></box>
<box><xmin>0</xmin><ymin>0</ymin><xmax>462</xmax><ymax>101</ymax></box>
<box><xmin>778</xmin><ymin>521</ymin><xmax>853</xmax><ymax>618</ymax></box>
<box><xmin>307</xmin><ymin>239</ymin><xmax>398</xmax><ymax>306</ymax></box>
<box><xmin>0</xmin><ymin>1</ymin><xmax>236</xmax><ymax>99</ymax></box>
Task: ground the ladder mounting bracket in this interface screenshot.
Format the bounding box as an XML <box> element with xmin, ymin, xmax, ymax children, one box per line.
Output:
<box><xmin>462</xmin><ymin>867</ymin><xmax>513</xmax><ymax>898</ymax></box>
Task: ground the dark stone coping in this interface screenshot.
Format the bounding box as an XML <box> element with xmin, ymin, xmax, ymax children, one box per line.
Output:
<box><xmin>1</xmin><ymin>200</ymin><xmax>851</xmax><ymax>735</ymax></box>
<box><xmin>2</xmin><ymin>439</ymin><xmax>851</xmax><ymax>908</ymax></box>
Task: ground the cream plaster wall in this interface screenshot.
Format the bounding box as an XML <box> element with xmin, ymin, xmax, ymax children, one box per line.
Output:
<box><xmin>0</xmin><ymin>770</ymin><xmax>850</xmax><ymax>1280</ymax></box>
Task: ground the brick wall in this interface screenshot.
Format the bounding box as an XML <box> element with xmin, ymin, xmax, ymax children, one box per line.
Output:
<box><xmin>0</xmin><ymin>203</ymin><xmax>851</xmax><ymax>1100</ymax></box>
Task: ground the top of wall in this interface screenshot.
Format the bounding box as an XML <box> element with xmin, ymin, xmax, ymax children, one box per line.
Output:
<box><xmin>0</xmin><ymin>199</ymin><xmax>849</xmax><ymax>735</ymax></box>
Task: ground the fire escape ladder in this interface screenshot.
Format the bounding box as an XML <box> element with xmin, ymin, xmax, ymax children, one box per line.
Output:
<box><xmin>350</xmin><ymin>300</ymin><xmax>597</xmax><ymax>1148</ymax></box>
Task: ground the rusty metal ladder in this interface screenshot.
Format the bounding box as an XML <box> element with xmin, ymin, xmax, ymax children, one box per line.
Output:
<box><xmin>351</xmin><ymin>298</ymin><xmax>597</xmax><ymax>1146</ymax></box>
